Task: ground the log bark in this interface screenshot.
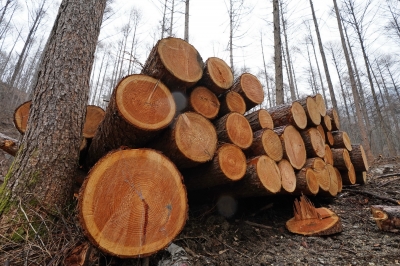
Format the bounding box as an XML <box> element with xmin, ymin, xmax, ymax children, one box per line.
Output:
<box><xmin>312</xmin><ymin>93</ymin><xmax>326</xmax><ymax>116</ymax></box>
<box><xmin>334</xmin><ymin>167</ymin><xmax>343</xmax><ymax>193</ymax></box>
<box><xmin>278</xmin><ymin>159</ymin><xmax>296</xmax><ymax>193</ymax></box>
<box><xmin>0</xmin><ymin>132</ymin><xmax>19</xmax><ymax>156</ymax></box>
<box><xmin>274</xmin><ymin>125</ymin><xmax>306</xmax><ymax>170</ymax></box>
<box><xmin>245</xmin><ymin>128</ymin><xmax>283</xmax><ymax>162</ymax></box>
<box><xmin>300</xmin><ymin>127</ymin><xmax>325</xmax><ymax>158</ymax></box>
<box><xmin>186</xmin><ymin>86</ymin><xmax>220</xmax><ymax>119</ymax></box>
<box><xmin>326</xmin><ymin>108</ymin><xmax>340</xmax><ymax>131</ymax></box>
<box><xmin>370</xmin><ymin>205</ymin><xmax>400</xmax><ymax>232</ymax></box>
<box><xmin>267</xmin><ymin>102</ymin><xmax>307</xmax><ymax>130</ymax></box>
<box><xmin>331</xmin><ymin>148</ymin><xmax>351</xmax><ymax>170</ymax></box>
<box><xmin>331</xmin><ymin>131</ymin><xmax>352</xmax><ymax>151</ymax></box>
<box><xmin>79</xmin><ymin>148</ymin><xmax>188</xmax><ymax>258</ymax></box>
<box><xmin>141</xmin><ymin>37</ymin><xmax>204</xmax><ymax>91</ymax></box>
<box><xmin>198</xmin><ymin>57</ymin><xmax>233</xmax><ymax>95</ymax></box>
<box><xmin>13</xmin><ymin>100</ymin><xmax>31</xmax><ymax>134</ymax></box>
<box><xmin>324</xmin><ymin>144</ymin><xmax>334</xmax><ymax>165</ymax></box>
<box><xmin>218</xmin><ymin>91</ymin><xmax>246</xmax><ymax>117</ymax></box>
<box><xmin>183</xmin><ymin>143</ymin><xmax>246</xmax><ymax>190</ymax></box>
<box><xmin>230</xmin><ymin>73</ymin><xmax>264</xmax><ymax>111</ymax></box>
<box><xmin>87</xmin><ymin>74</ymin><xmax>176</xmax><ymax>166</ymax></box>
<box><xmin>214</xmin><ymin>112</ymin><xmax>253</xmax><ymax>149</ymax></box>
<box><xmin>296</xmin><ymin>96</ymin><xmax>321</xmax><ymax>126</ymax></box>
<box><xmin>245</xmin><ymin>109</ymin><xmax>274</xmax><ymax>132</ymax></box>
<box><xmin>294</xmin><ymin>167</ymin><xmax>319</xmax><ymax>196</ymax></box>
<box><xmin>149</xmin><ymin>112</ymin><xmax>217</xmax><ymax>168</ymax></box>
<box><xmin>349</xmin><ymin>144</ymin><xmax>369</xmax><ymax>172</ymax></box>
<box><xmin>356</xmin><ymin>171</ymin><xmax>367</xmax><ymax>185</ymax></box>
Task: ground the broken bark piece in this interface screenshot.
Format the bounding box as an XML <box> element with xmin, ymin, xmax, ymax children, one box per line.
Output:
<box><xmin>141</xmin><ymin>37</ymin><xmax>204</xmax><ymax>91</ymax></box>
<box><xmin>331</xmin><ymin>131</ymin><xmax>352</xmax><ymax>151</ymax></box>
<box><xmin>349</xmin><ymin>144</ymin><xmax>369</xmax><ymax>172</ymax></box>
<box><xmin>79</xmin><ymin>148</ymin><xmax>188</xmax><ymax>258</ymax></box>
<box><xmin>186</xmin><ymin>86</ymin><xmax>220</xmax><ymax>119</ymax></box>
<box><xmin>296</xmin><ymin>96</ymin><xmax>321</xmax><ymax>126</ymax></box>
<box><xmin>278</xmin><ymin>159</ymin><xmax>296</xmax><ymax>193</ymax></box>
<box><xmin>245</xmin><ymin>128</ymin><xmax>283</xmax><ymax>162</ymax></box>
<box><xmin>274</xmin><ymin>125</ymin><xmax>306</xmax><ymax>170</ymax></box>
<box><xmin>245</xmin><ymin>109</ymin><xmax>274</xmax><ymax>132</ymax></box>
<box><xmin>371</xmin><ymin>205</ymin><xmax>400</xmax><ymax>232</ymax></box>
<box><xmin>0</xmin><ymin>132</ymin><xmax>19</xmax><ymax>156</ymax></box>
<box><xmin>231</xmin><ymin>73</ymin><xmax>264</xmax><ymax>111</ymax></box>
<box><xmin>268</xmin><ymin>102</ymin><xmax>307</xmax><ymax>130</ymax></box>
<box><xmin>326</xmin><ymin>108</ymin><xmax>340</xmax><ymax>131</ymax></box>
<box><xmin>199</xmin><ymin>57</ymin><xmax>234</xmax><ymax>95</ymax></box>
<box><xmin>218</xmin><ymin>91</ymin><xmax>246</xmax><ymax>116</ymax></box>
<box><xmin>214</xmin><ymin>112</ymin><xmax>253</xmax><ymax>149</ymax></box>
<box><xmin>286</xmin><ymin>195</ymin><xmax>342</xmax><ymax>236</ymax></box>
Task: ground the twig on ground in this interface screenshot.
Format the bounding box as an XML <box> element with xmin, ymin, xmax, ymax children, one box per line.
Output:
<box><xmin>342</xmin><ymin>188</ymin><xmax>400</xmax><ymax>205</ymax></box>
<box><xmin>376</xmin><ymin>177</ymin><xmax>400</xmax><ymax>188</ymax></box>
<box><xmin>244</xmin><ymin>221</ymin><xmax>273</xmax><ymax>230</ymax></box>
<box><xmin>214</xmin><ymin>238</ymin><xmax>251</xmax><ymax>259</ymax></box>
<box><xmin>376</xmin><ymin>173</ymin><xmax>400</xmax><ymax>178</ymax></box>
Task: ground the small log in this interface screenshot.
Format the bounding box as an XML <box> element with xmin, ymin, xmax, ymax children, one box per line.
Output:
<box><xmin>87</xmin><ymin>75</ymin><xmax>176</xmax><ymax>166</ymax></box>
<box><xmin>274</xmin><ymin>125</ymin><xmax>306</xmax><ymax>170</ymax></box>
<box><xmin>198</xmin><ymin>57</ymin><xmax>234</xmax><ymax>95</ymax></box>
<box><xmin>349</xmin><ymin>144</ymin><xmax>369</xmax><ymax>172</ymax></box>
<box><xmin>183</xmin><ymin>144</ymin><xmax>246</xmax><ymax>190</ymax></box>
<box><xmin>286</xmin><ymin>195</ymin><xmax>342</xmax><ymax>236</ymax></box>
<box><xmin>214</xmin><ymin>112</ymin><xmax>253</xmax><ymax>149</ymax></box>
<box><xmin>356</xmin><ymin>171</ymin><xmax>367</xmax><ymax>185</ymax></box>
<box><xmin>267</xmin><ymin>102</ymin><xmax>307</xmax><ymax>130</ymax></box>
<box><xmin>324</xmin><ymin>144</ymin><xmax>333</xmax><ymax>165</ymax></box>
<box><xmin>150</xmin><ymin>112</ymin><xmax>217</xmax><ymax>168</ymax></box>
<box><xmin>244</xmin><ymin>109</ymin><xmax>274</xmax><ymax>132</ymax></box>
<box><xmin>293</xmin><ymin>167</ymin><xmax>319</xmax><ymax>196</ymax></box>
<box><xmin>300</xmin><ymin>127</ymin><xmax>326</xmax><ymax>158</ymax></box>
<box><xmin>334</xmin><ymin>167</ymin><xmax>343</xmax><ymax>193</ymax></box>
<box><xmin>218</xmin><ymin>91</ymin><xmax>246</xmax><ymax>116</ymax></box>
<box><xmin>326</xmin><ymin>131</ymin><xmax>335</xmax><ymax>146</ymax></box>
<box><xmin>230</xmin><ymin>73</ymin><xmax>264</xmax><ymax>111</ymax></box>
<box><xmin>312</xmin><ymin>93</ymin><xmax>326</xmax><ymax>116</ymax></box>
<box><xmin>83</xmin><ymin>105</ymin><xmax>105</xmax><ymax>138</ymax></box>
<box><xmin>0</xmin><ymin>132</ymin><xmax>19</xmax><ymax>156</ymax></box>
<box><xmin>370</xmin><ymin>205</ymin><xmax>400</xmax><ymax>232</ymax></box>
<box><xmin>245</xmin><ymin>128</ymin><xmax>283</xmax><ymax>162</ymax></box>
<box><xmin>319</xmin><ymin>164</ymin><xmax>339</xmax><ymax>197</ymax></box>
<box><xmin>13</xmin><ymin>100</ymin><xmax>31</xmax><ymax>134</ymax></box>
<box><xmin>326</xmin><ymin>108</ymin><xmax>340</xmax><ymax>131</ymax></box>
<box><xmin>340</xmin><ymin>162</ymin><xmax>356</xmax><ymax>185</ymax></box>
<box><xmin>141</xmin><ymin>37</ymin><xmax>204</xmax><ymax>91</ymax></box>
<box><xmin>186</xmin><ymin>86</ymin><xmax>220</xmax><ymax>119</ymax></box>
<box><xmin>278</xmin><ymin>159</ymin><xmax>296</xmax><ymax>193</ymax></box>
<box><xmin>304</xmin><ymin>157</ymin><xmax>330</xmax><ymax>192</ymax></box>
<box><xmin>331</xmin><ymin>148</ymin><xmax>351</xmax><ymax>170</ymax></box>
<box><xmin>79</xmin><ymin>149</ymin><xmax>188</xmax><ymax>258</ymax></box>
<box><xmin>322</xmin><ymin>115</ymin><xmax>332</xmax><ymax>131</ymax></box>
<box><xmin>296</xmin><ymin>96</ymin><xmax>321</xmax><ymax>126</ymax></box>
<box><xmin>316</xmin><ymin>124</ymin><xmax>326</xmax><ymax>143</ymax></box>
<box><xmin>331</xmin><ymin>131</ymin><xmax>352</xmax><ymax>151</ymax></box>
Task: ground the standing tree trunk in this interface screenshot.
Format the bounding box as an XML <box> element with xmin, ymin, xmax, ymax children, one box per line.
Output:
<box><xmin>184</xmin><ymin>0</ymin><xmax>189</xmax><ymax>42</ymax></box>
<box><xmin>0</xmin><ymin>0</ymin><xmax>106</xmax><ymax>233</ymax></box>
<box><xmin>309</xmin><ymin>0</ymin><xmax>338</xmax><ymax>111</ymax></box>
<box><xmin>273</xmin><ymin>0</ymin><xmax>284</xmax><ymax>105</ymax></box>
<box><xmin>261</xmin><ymin>33</ymin><xmax>272</xmax><ymax>107</ymax></box>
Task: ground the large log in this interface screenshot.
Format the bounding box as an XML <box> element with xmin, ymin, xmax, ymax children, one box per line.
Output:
<box><xmin>322</xmin><ymin>115</ymin><xmax>332</xmax><ymax>131</ymax></box>
<box><xmin>331</xmin><ymin>148</ymin><xmax>351</xmax><ymax>170</ymax></box>
<box><xmin>150</xmin><ymin>112</ymin><xmax>217</xmax><ymax>168</ymax></box>
<box><xmin>326</xmin><ymin>131</ymin><xmax>335</xmax><ymax>146</ymax></box>
<box><xmin>278</xmin><ymin>159</ymin><xmax>296</xmax><ymax>193</ymax></box>
<box><xmin>214</xmin><ymin>112</ymin><xmax>253</xmax><ymax>149</ymax></box>
<box><xmin>185</xmin><ymin>86</ymin><xmax>220</xmax><ymax>119</ymax></box>
<box><xmin>324</xmin><ymin>144</ymin><xmax>334</xmax><ymax>165</ymax></box>
<box><xmin>0</xmin><ymin>132</ymin><xmax>19</xmax><ymax>156</ymax></box>
<box><xmin>293</xmin><ymin>168</ymin><xmax>319</xmax><ymax>196</ymax></box>
<box><xmin>326</xmin><ymin>108</ymin><xmax>340</xmax><ymax>131</ymax></box>
<box><xmin>183</xmin><ymin>144</ymin><xmax>246</xmax><ymax>190</ymax></box>
<box><xmin>218</xmin><ymin>91</ymin><xmax>246</xmax><ymax>116</ymax></box>
<box><xmin>356</xmin><ymin>171</ymin><xmax>367</xmax><ymax>185</ymax></box>
<box><xmin>141</xmin><ymin>37</ymin><xmax>204</xmax><ymax>91</ymax></box>
<box><xmin>198</xmin><ymin>57</ymin><xmax>233</xmax><ymax>95</ymax></box>
<box><xmin>331</xmin><ymin>131</ymin><xmax>352</xmax><ymax>151</ymax></box>
<box><xmin>274</xmin><ymin>125</ymin><xmax>306</xmax><ymax>170</ymax></box>
<box><xmin>304</xmin><ymin>157</ymin><xmax>329</xmax><ymax>192</ymax></box>
<box><xmin>245</xmin><ymin>109</ymin><xmax>274</xmax><ymax>132</ymax></box>
<box><xmin>230</xmin><ymin>73</ymin><xmax>264</xmax><ymax>111</ymax></box>
<box><xmin>316</xmin><ymin>124</ymin><xmax>326</xmax><ymax>143</ymax></box>
<box><xmin>340</xmin><ymin>162</ymin><xmax>356</xmax><ymax>185</ymax></box>
<box><xmin>370</xmin><ymin>205</ymin><xmax>400</xmax><ymax>232</ymax></box>
<box><xmin>300</xmin><ymin>127</ymin><xmax>326</xmax><ymax>158</ymax></box>
<box><xmin>79</xmin><ymin>148</ymin><xmax>188</xmax><ymax>258</ymax></box>
<box><xmin>312</xmin><ymin>93</ymin><xmax>326</xmax><ymax>116</ymax></box>
<box><xmin>319</xmin><ymin>164</ymin><xmax>339</xmax><ymax>197</ymax></box>
<box><xmin>245</xmin><ymin>128</ymin><xmax>283</xmax><ymax>162</ymax></box>
<box><xmin>87</xmin><ymin>74</ymin><xmax>176</xmax><ymax>166</ymax></box>
<box><xmin>349</xmin><ymin>144</ymin><xmax>369</xmax><ymax>172</ymax></box>
<box><xmin>334</xmin><ymin>167</ymin><xmax>343</xmax><ymax>193</ymax></box>
<box><xmin>296</xmin><ymin>96</ymin><xmax>321</xmax><ymax>126</ymax></box>
<box><xmin>267</xmin><ymin>102</ymin><xmax>307</xmax><ymax>130</ymax></box>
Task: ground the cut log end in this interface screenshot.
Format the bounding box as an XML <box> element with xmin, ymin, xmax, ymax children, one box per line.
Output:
<box><xmin>205</xmin><ymin>57</ymin><xmax>234</xmax><ymax>93</ymax></box>
<box><xmin>219</xmin><ymin>91</ymin><xmax>246</xmax><ymax>116</ymax></box>
<box><xmin>252</xmin><ymin>155</ymin><xmax>282</xmax><ymax>194</ymax></box>
<box><xmin>332</xmin><ymin>131</ymin><xmax>352</xmax><ymax>151</ymax></box>
<box><xmin>295</xmin><ymin>168</ymin><xmax>319</xmax><ymax>196</ymax></box>
<box><xmin>219</xmin><ymin>144</ymin><xmax>247</xmax><ymax>181</ymax></box>
<box><xmin>371</xmin><ymin>205</ymin><xmax>400</xmax><ymax>231</ymax></box>
<box><xmin>313</xmin><ymin>94</ymin><xmax>327</xmax><ymax>117</ymax></box>
<box><xmin>188</xmin><ymin>86</ymin><xmax>220</xmax><ymax>119</ymax></box>
<box><xmin>327</xmin><ymin>108</ymin><xmax>340</xmax><ymax>131</ymax></box>
<box><xmin>278</xmin><ymin>159</ymin><xmax>296</xmax><ymax>193</ymax></box>
<box><xmin>258</xmin><ymin>109</ymin><xmax>274</xmax><ymax>129</ymax></box>
<box><xmin>79</xmin><ymin>149</ymin><xmax>188</xmax><ymax>258</ymax></box>
<box><xmin>232</xmin><ymin>73</ymin><xmax>264</xmax><ymax>110</ymax></box>
<box><xmin>83</xmin><ymin>105</ymin><xmax>105</xmax><ymax>138</ymax></box>
<box><xmin>286</xmin><ymin>195</ymin><xmax>342</xmax><ymax>236</ymax></box>
<box><xmin>278</xmin><ymin>125</ymin><xmax>306</xmax><ymax>170</ymax></box>
<box><xmin>116</xmin><ymin>74</ymin><xmax>176</xmax><ymax>130</ymax></box>
<box><xmin>322</xmin><ymin>115</ymin><xmax>332</xmax><ymax>131</ymax></box>
<box><xmin>291</xmin><ymin>102</ymin><xmax>308</xmax><ymax>130</ymax></box>
<box><xmin>350</xmin><ymin>144</ymin><xmax>369</xmax><ymax>172</ymax></box>
<box><xmin>221</xmin><ymin>112</ymin><xmax>253</xmax><ymax>149</ymax></box>
<box><xmin>13</xmin><ymin>100</ymin><xmax>31</xmax><ymax>134</ymax></box>
<box><xmin>262</xmin><ymin>129</ymin><xmax>283</xmax><ymax>162</ymax></box>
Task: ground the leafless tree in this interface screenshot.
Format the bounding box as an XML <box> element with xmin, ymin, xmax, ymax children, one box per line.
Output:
<box><xmin>273</xmin><ymin>0</ymin><xmax>284</xmax><ymax>105</ymax></box>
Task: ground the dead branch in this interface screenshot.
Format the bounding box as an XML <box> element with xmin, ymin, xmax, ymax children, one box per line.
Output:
<box><xmin>0</xmin><ymin>132</ymin><xmax>19</xmax><ymax>156</ymax></box>
<box><xmin>376</xmin><ymin>173</ymin><xmax>400</xmax><ymax>178</ymax></box>
<box><xmin>244</xmin><ymin>221</ymin><xmax>273</xmax><ymax>230</ymax></box>
<box><xmin>342</xmin><ymin>188</ymin><xmax>400</xmax><ymax>205</ymax></box>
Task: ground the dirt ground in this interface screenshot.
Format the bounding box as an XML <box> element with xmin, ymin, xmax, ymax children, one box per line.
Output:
<box><xmin>1</xmin><ymin>86</ymin><xmax>399</xmax><ymax>265</ymax></box>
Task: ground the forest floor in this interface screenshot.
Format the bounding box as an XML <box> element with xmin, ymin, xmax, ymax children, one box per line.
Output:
<box><xmin>0</xmin><ymin>88</ymin><xmax>399</xmax><ymax>265</ymax></box>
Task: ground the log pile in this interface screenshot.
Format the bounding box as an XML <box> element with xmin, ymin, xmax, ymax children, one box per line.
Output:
<box><xmin>6</xmin><ymin>37</ymin><xmax>372</xmax><ymax>258</ymax></box>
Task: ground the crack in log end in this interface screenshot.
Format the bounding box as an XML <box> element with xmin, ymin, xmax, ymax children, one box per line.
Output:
<box><xmin>159</xmin><ymin>204</ymin><xmax>173</xmax><ymax>236</ymax></box>
<box><xmin>145</xmin><ymin>79</ymin><xmax>160</xmax><ymax>104</ymax></box>
<box><xmin>141</xmin><ymin>199</ymin><xmax>149</xmax><ymax>247</ymax></box>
